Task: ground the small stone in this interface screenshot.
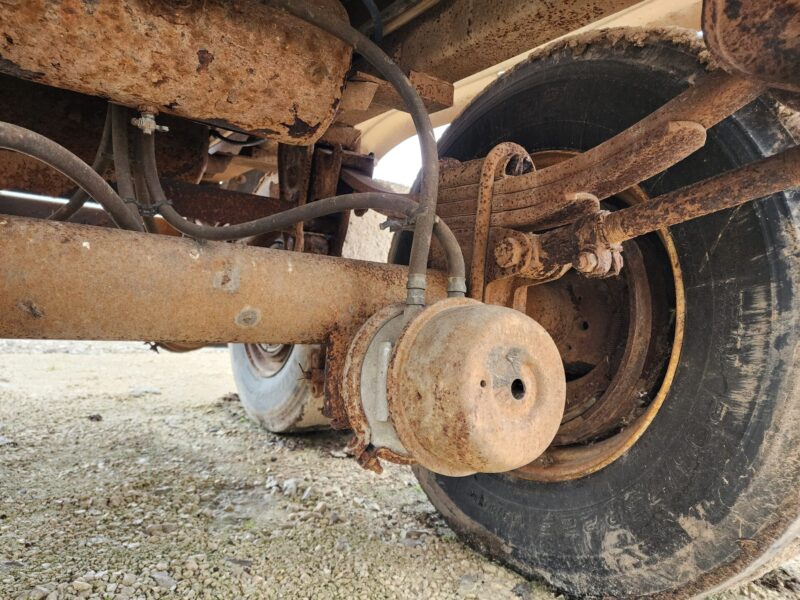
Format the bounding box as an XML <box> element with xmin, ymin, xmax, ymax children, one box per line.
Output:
<box><xmin>458</xmin><ymin>574</ymin><xmax>480</xmax><ymax>597</ymax></box>
<box><xmin>129</xmin><ymin>385</ymin><xmax>161</xmax><ymax>398</ymax></box>
<box><xmin>86</xmin><ymin>414</ymin><xmax>102</xmax><ymax>422</ymax></box>
<box><xmin>161</xmin><ymin>522</ymin><xmax>178</xmax><ymax>534</ymax></box>
<box><xmin>144</xmin><ymin>524</ymin><xmax>162</xmax><ymax>536</ymax></box>
<box><xmin>121</xmin><ymin>573</ymin><xmax>136</xmax><ymax>586</ymax></box>
<box><xmin>27</xmin><ymin>587</ymin><xmax>49</xmax><ymax>600</ymax></box>
<box><xmin>71</xmin><ymin>580</ymin><xmax>91</xmax><ymax>592</ymax></box>
<box><xmin>151</xmin><ymin>571</ymin><xmax>177</xmax><ymax>590</ymax></box>
<box><xmin>329</xmin><ymin>511</ymin><xmax>342</xmax><ymax>524</ymax></box>
<box><xmin>334</xmin><ymin>538</ymin><xmax>350</xmax><ymax>552</ymax></box>
<box><xmin>282</xmin><ymin>479</ymin><xmax>298</xmax><ymax>496</ymax></box>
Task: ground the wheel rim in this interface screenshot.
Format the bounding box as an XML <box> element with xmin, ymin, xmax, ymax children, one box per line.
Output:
<box><xmin>244</xmin><ymin>343</ymin><xmax>293</xmax><ymax>378</ymax></box>
<box><xmin>509</xmin><ymin>151</ymin><xmax>685</xmax><ymax>482</ymax></box>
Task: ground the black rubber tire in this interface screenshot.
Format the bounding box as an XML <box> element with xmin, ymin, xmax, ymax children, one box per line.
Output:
<box><xmin>229</xmin><ymin>344</ymin><xmax>329</xmax><ymax>432</ymax></box>
<box><xmin>410</xmin><ymin>30</ymin><xmax>800</xmax><ymax>598</ymax></box>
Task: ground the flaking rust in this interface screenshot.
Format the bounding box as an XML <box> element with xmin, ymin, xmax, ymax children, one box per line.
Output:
<box><xmin>0</xmin><ymin>0</ymin><xmax>351</xmax><ymax>144</ymax></box>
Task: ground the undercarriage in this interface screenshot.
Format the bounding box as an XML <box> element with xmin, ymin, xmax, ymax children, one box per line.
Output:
<box><xmin>1</xmin><ymin>1</ymin><xmax>799</xmax><ymax>597</ymax></box>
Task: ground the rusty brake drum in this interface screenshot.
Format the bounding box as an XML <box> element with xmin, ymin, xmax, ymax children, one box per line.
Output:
<box><xmin>341</xmin><ymin>298</ymin><xmax>566</xmax><ymax>476</ymax></box>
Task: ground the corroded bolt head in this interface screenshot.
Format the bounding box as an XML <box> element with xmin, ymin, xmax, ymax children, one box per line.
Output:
<box><xmin>494</xmin><ymin>236</ymin><xmax>525</xmax><ymax>268</ymax></box>
<box><xmin>575</xmin><ymin>251</ymin><xmax>599</xmax><ymax>272</ymax></box>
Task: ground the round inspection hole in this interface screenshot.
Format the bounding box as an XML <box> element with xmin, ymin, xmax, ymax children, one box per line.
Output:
<box><xmin>580</xmin><ymin>320</ymin><xmax>590</xmax><ymax>330</ymax></box>
<box><xmin>480</xmin><ymin>379</ymin><xmax>487</xmax><ymax>388</ymax></box>
<box><xmin>511</xmin><ymin>378</ymin><xmax>526</xmax><ymax>400</ymax></box>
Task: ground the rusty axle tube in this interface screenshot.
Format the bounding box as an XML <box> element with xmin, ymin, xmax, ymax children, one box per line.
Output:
<box><xmin>0</xmin><ymin>216</ymin><xmax>447</xmax><ymax>345</ymax></box>
<box><xmin>137</xmin><ymin>132</ymin><xmax>466</xmax><ymax>295</ymax></box>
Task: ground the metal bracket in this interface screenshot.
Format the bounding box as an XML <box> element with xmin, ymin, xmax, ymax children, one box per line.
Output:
<box><xmin>123</xmin><ymin>197</ymin><xmax>172</xmax><ymax>217</ymax></box>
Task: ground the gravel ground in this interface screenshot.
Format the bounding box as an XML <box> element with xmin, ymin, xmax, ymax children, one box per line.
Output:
<box><xmin>1</xmin><ymin>341</ymin><xmax>799</xmax><ymax>600</ymax></box>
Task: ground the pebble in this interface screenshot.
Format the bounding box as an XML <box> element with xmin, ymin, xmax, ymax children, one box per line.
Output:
<box><xmin>129</xmin><ymin>385</ymin><xmax>161</xmax><ymax>397</ymax></box>
<box><xmin>26</xmin><ymin>586</ymin><xmax>49</xmax><ymax>600</ymax></box>
<box><xmin>0</xmin><ymin>342</ymin><xmax>791</xmax><ymax>600</ymax></box>
<box><xmin>282</xmin><ymin>479</ymin><xmax>299</xmax><ymax>496</ymax></box>
<box><xmin>150</xmin><ymin>571</ymin><xmax>177</xmax><ymax>590</ymax></box>
<box><xmin>71</xmin><ymin>580</ymin><xmax>91</xmax><ymax>592</ymax></box>
<box><xmin>458</xmin><ymin>574</ymin><xmax>480</xmax><ymax>597</ymax></box>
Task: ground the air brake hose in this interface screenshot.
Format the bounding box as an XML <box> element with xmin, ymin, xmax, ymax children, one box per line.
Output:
<box><xmin>136</xmin><ymin>132</ymin><xmax>466</xmax><ymax>297</ymax></box>
<box><xmin>0</xmin><ymin>120</ymin><xmax>144</xmax><ymax>232</ymax></box>
<box><xmin>265</xmin><ymin>0</ymin><xmax>446</xmax><ymax>305</ymax></box>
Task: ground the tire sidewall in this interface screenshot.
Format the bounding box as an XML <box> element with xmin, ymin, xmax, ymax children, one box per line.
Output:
<box><xmin>229</xmin><ymin>343</ymin><xmax>328</xmax><ymax>432</ymax></box>
<box><xmin>417</xmin><ymin>34</ymin><xmax>800</xmax><ymax>598</ymax></box>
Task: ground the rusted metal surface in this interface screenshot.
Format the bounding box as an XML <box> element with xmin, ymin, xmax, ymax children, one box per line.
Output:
<box><xmin>202</xmin><ymin>151</ymin><xmax>279</xmax><ymax>183</ymax></box>
<box><xmin>162</xmin><ymin>180</ymin><xmax>290</xmax><ymax>225</ymax></box>
<box><xmin>0</xmin><ymin>180</ymin><xmax>293</xmax><ymax>230</ymax></box>
<box><xmin>336</xmin><ymin>70</ymin><xmax>454</xmax><ymax>126</ymax></box>
<box><xmin>514</xmin><ymin>217</ymin><xmax>685</xmax><ymax>482</ymax></box>
<box><xmin>468</xmin><ymin>143</ymin><xmax>530</xmax><ymax>299</ymax></box>
<box><xmin>0</xmin><ymin>75</ymin><xmax>208</xmax><ymax>198</ymax></box>
<box><xmin>278</xmin><ymin>144</ymin><xmax>314</xmax><ymax>251</ymax></box>
<box><xmin>310</xmin><ymin>146</ymin><xmax>349</xmax><ymax>255</ymax></box>
<box><xmin>0</xmin><ymin>215</ymin><xmax>447</xmax><ymax>344</ymax></box>
<box><xmin>703</xmin><ymin>0</ymin><xmax>800</xmax><ymax>92</ymax></box>
<box><xmin>319</xmin><ymin>125</ymin><xmax>362</xmax><ymax>151</ymax></box>
<box><xmin>387</xmin><ymin>298</ymin><xmax>565</xmax><ymax>476</ymax></box>
<box><xmin>493</xmin><ymin>145</ymin><xmax>800</xmax><ymax>282</ymax></box>
<box><xmin>340</xmin><ymin>304</ymin><xmax>414</xmax><ymax>473</ymax></box>
<box><xmin>603</xmin><ymin>145</ymin><xmax>800</xmax><ymax>244</ymax></box>
<box><xmin>380</xmin><ymin>0</ymin><xmax>642</xmax><ymax>83</ymax></box>
<box><xmin>547</xmin><ymin>243</ymin><xmax>652</xmax><ymax>445</ymax></box>
<box><xmin>0</xmin><ymin>0</ymin><xmax>351</xmax><ymax>144</ymax></box>
<box><xmin>437</xmin><ymin>72</ymin><xmax>763</xmax><ymax>231</ymax></box>
<box><xmin>321</xmin><ymin>326</ymin><xmax>354</xmax><ymax>430</ymax></box>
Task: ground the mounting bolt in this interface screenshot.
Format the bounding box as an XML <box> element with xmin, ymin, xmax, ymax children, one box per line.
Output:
<box><xmin>131</xmin><ymin>111</ymin><xmax>169</xmax><ymax>135</ymax></box>
<box><xmin>575</xmin><ymin>251</ymin><xmax>598</xmax><ymax>272</ymax></box>
<box><xmin>494</xmin><ymin>236</ymin><xmax>525</xmax><ymax>269</ymax></box>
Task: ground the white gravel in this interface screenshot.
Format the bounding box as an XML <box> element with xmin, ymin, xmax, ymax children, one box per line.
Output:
<box><xmin>0</xmin><ymin>342</ymin><xmax>799</xmax><ymax>599</ymax></box>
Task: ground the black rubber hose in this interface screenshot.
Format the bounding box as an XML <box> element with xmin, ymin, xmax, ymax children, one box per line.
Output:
<box><xmin>110</xmin><ymin>104</ymin><xmax>145</xmax><ymax>229</ymax></box>
<box><xmin>137</xmin><ymin>132</ymin><xmax>465</xmax><ymax>295</ymax></box>
<box><xmin>48</xmin><ymin>107</ymin><xmax>113</xmax><ymax>221</ymax></box>
<box><xmin>0</xmin><ymin>121</ymin><xmax>144</xmax><ymax>231</ymax></box>
<box><xmin>359</xmin><ymin>0</ymin><xmax>383</xmax><ymax>41</ymax></box>
<box><xmin>266</xmin><ymin>0</ymin><xmax>442</xmax><ymax>304</ymax></box>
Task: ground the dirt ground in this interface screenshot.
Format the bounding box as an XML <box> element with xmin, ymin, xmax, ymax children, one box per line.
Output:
<box><xmin>1</xmin><ymin>341</ymin><xmax>800</xmax><ymax>600</ymax></box>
